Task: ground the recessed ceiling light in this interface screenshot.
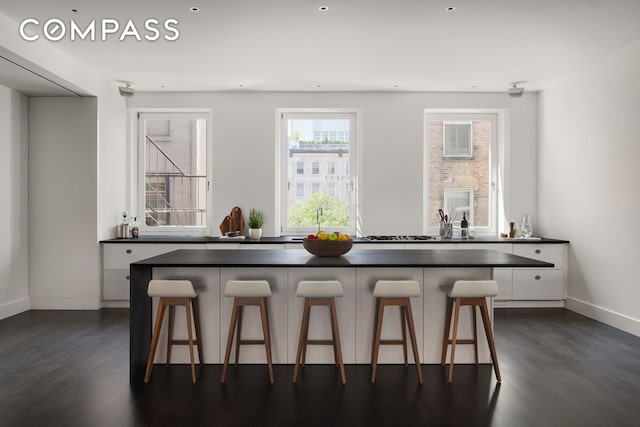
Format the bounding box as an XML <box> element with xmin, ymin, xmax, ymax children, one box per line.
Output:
<box><xmin>316</xmin><ymin>85</ymin><xmax>321</xmax><ymax>88</ymax></box>
<box><xmin>446</xmin><ymin>6</ymin><xmax>456</xmax><ymax>12</ymax></box>
<box><xmin>318</xmin><ymin>6</ymin><xmax>328</xmax><ymax>12</ymax></box>
<box><xmin>190</xmin><ymin>6</ymin><xmax>200</xmax><ymax>12</ymax></box>
<box><xmin>71</xmin><ymin>9</ymin><xmax>78</xmax><ymax>13</ymax></box>
<box><xmin>239</xmin><ymin>84</ymin><xmax>244</xmax><ymax>88</ymax></box>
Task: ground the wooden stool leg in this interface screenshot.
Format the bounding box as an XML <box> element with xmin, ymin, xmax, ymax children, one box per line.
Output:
<box><xmin>234</xmin><ymin>305</ymin><xmax>244</xmax><ymax>367</ymax></box>
<box><xmin>448</xmin><ymin>297</ymin><xmax>462</xmax><ymax>383</ymax></box>
<box><xmin>301</xmin><ymin>300</ymin><xmax>312</xmax><ymax>367</ymax></box>
<box><xmin>329</xmin><ymin>299</ymin><xmax>346</xmax><ymax>384</ymax></box>
<box><xmin>401</xmin><ymin>305</ymin><xmax>408</xmax><ymax>367</ymax></box>
<box><xmin>371</xmin><ymin>298</ymin><xmax>380</xmax><ymax>365</ymax></box>
<box><xmin>479</xmin><ymin>298</ymin><xmax>502</xmax><ymax>382</ymax></box>
<box><xmin>441</xmin><ymin>297</ymin><xmax>453</xmax><ymax>365</ymax></box>
<box><xmin>404</xmin><ymin>298</ymin><xmax>423</xmax><ymax>384</ymax></box>
<box><xmin>371</xmin><ymin>299</ymin><xmax>385</xmax><ymax>383</ymax></box>
<box><xmin>185</xmin><ymin>299</ymin><xmax>197</xmax><ymax>384</ymax></box>
<box><xmin>144</xmin><ymin>299</ymin><xmax>167</xmax><ymax>383</ymax></box>
<box><xmin>293</xmin><ymin>299</ymin><xmax>311</xmax><ymax>383</ymax></box>
<box><xmin>192</xmin><ymin>296</ymin><xmax>204</xmax><ymax>366</ymax></box>
<box><xmin>222</xmin><ymin>299</ymin><xmax>240</xmax><ymax>383</ymax></box>
<box><xmin>472</xmin><ymin>304</ymin><xmax>479</xmax><ymax>366</ymax></box>
<box><xmin>259</xmin><ymin>297</ymin><xmax>275</xmax><ymax>384</ymax></box>
<box><xmin>166</xmin><ymin>305</ymin><xmax>175</xmax><ymax>365</ymax></box>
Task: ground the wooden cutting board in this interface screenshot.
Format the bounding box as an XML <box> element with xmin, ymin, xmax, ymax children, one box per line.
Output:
<box><xmin>219</xmin><ymin>206</ymin><xmax>245</xmax><ymax>235</ymax></box>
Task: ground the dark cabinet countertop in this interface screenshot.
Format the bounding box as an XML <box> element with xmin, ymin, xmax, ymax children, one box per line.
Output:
<box><xmin>103</xmin><ymin>235</ymin><xmax>568</xmax><ymax>244</ymax></box>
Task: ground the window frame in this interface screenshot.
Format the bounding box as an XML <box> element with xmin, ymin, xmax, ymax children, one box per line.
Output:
<box><xmin>443</xmin><ymin>120</ymin><xmax>473</xmax><ymax>158</ymax></box>
<box><xmin>277</xmin><ymin>109</ymin><xmax>360</xmax><ymax>236</ymax></box>
<box><xmin>424</xmin><ymin>110</ymin><xmax>505</xmax><ymax>236</ymax></box>
<box><xmin>130</xmin><ymin>109</ymin><xmax>213</xmax><ymax>235</ymax></box>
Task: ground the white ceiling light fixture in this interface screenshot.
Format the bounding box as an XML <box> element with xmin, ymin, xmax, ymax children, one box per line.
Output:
<box><xmin>118</xmin><ymin>83</ymin><xmax>135</xmax><ymax>97</ymax></box>
<box><xmin>507</xmin><ymin>81</ymin><xmax>525</xmax><ymax>98</ymax></box>
<box><xmin>318</xmin><ymin>6</ymin><xmax>328</xmax><ymax>12</ymax></box>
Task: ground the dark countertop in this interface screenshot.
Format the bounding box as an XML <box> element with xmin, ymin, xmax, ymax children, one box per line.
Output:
<box><xmin>104</xmin><ymin>235</ymin><xmax>568</xmax><ymax>244</ymax></box>
<box><xmin>132</xmin><ymin>248</ymin><xmax>555</xmax><ymax>268</ymax></box>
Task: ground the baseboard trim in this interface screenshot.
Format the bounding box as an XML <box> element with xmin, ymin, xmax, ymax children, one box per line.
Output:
<box><xmin>29</xmin><ymin>297</ymin><xmax>102</xmax><ymax>310</ymax></box>
<box><xmin>101</xmin><ymin>300</ymin><xmax>130</xmax><ymax>309</ymax></box>
<box><xmin>0</xmin><ymin>297</ymin><xmax>31</xmax><ymax>320</ymax></box>
<box><xmin>566</xmin><ymin>297</ymin><xmax>640</xmax><ymax>338</ymax></box>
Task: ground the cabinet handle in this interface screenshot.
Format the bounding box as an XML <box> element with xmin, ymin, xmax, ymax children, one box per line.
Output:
<box><xmin>535</xmin><ymin>249</ymin><xmax>541</xmax><ymax>254</ymax></box>
<box><xmin>535</xmin><ymin>275</ymin><xmax>541</xmax><ymax>280</ymax></box>
<box><xmin>126</xmin><ymin>275</ymin><xmax>130</xmax><ymax>280</ymax></box>
<box><xmin>126</xmin><ymin>249</ymin><xmax>132</xmax><ymax>254</ymax></box>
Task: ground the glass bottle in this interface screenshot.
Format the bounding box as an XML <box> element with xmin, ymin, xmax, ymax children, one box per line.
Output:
<box><xmin>521</xmin><ymin>214</ymin><xmax>533</xmax><ymax>238</ymax></box>
<box><xmin>460</xmin><ymin>212</ymin><xmax>469</xmax><ymax>238</ymax></box>
<box><xmin>130</xmin><ymin>216</ymin><xmax>140</xmax><ymax>238</ymax></box>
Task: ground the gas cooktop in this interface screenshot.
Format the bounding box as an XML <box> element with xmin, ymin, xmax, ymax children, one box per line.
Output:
<box><xmin>366</xmin><ymin>235</ymin><xmax>435</xmax><ymax>241</ymax></box>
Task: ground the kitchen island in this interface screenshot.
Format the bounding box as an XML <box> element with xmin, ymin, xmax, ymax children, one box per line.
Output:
<box><xmin>130</xmin><ymin>248</ymin><xmax>553</xmax><ymax>384</ymax></box>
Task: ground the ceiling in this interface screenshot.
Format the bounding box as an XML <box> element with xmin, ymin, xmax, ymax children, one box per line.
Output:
<box><xmin>1</xmin><ymin>0</ymin><xmax>640</xmax><ymax>94</ymax></box>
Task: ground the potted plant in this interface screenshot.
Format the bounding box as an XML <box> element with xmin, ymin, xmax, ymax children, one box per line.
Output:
<box><xmin>248</xmin><ymin>208</ymin><xmax>264</xmax><ymax>240</ymax></box>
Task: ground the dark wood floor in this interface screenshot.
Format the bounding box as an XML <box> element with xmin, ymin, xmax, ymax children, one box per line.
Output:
<box><xmin>1</xmin><ymin>308</ymin><xmax>639</xmax><ymax>427</ymax></box>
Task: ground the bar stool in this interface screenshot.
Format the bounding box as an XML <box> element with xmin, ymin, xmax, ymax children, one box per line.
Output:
<box><xmin>293</xmin><ymin>280</ymin><xmax>346</xmax><ymax>385</ymax></box>
<box><xmin>371</xmin><ymin>280</ymin><xmax>423</xmax><ymax>384</ymax></box>
<box><xmin>440</xmin><ymin>280</ymin><xmax>502</xmax><ymax>383</ymax></box>
<box><xmin>144</xmin><ymin>279</ymin><xmax>203</xmax><ymax>384</ymax></box>
<box><xmin>222</xmin><ymin>280</ymin><xmax>274</xmax><ymax>384</ymax></box>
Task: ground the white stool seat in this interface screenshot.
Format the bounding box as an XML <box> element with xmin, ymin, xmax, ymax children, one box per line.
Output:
<box><xmin>373</xmin><ymin>280</ymin><xmax>420</xmax><ymax>298</ymax></box>
<box><xmin>148</xmin><ymin>280</ymin><xmax>197</xmax><ymax>298</ymax></box>
<box><xmin>296</xmin><ymin>280</ymin><xmax>344</xmax><ymax>298</ymax></box>
<box><xmin>440</xmin><ymin>280</ymin><xmax>498</xmax><ymax>298</ymax></box>
<box><xmin>225</xmin><ymin>280</ymin><xmax>272</xmax><ymax>298</ymax></box>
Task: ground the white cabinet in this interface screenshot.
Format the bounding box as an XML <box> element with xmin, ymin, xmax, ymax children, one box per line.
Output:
<box><xmin>102</xmin><ymin>243</ymin><xmax>205</xmax><ymax>301</ymax></box>
<box><xmin>511</xmin><ymin>243</ymin><xmax>567</xmax><ymax>305</ymax></box>
<box><xmin>102</xmin><ymin>241</ymin><xmax>567</xmax><ymax>307</ymax></box>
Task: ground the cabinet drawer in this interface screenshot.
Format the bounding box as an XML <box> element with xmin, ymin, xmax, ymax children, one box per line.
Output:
<box><xmin>103</xmin><ymin>269</ymin><xmax>131</xmax><ymax>300</ymax></box>
<box><xmin>455</xmin><ymin>243</ymin><xmax>513</xmax><ymax>253</ymax></box>
<box><xmin>103</xmin><ymin>244</ymin><xmax>159</xmax><ymax>269</ymax></box>
<box><xmin>513</xmin><ymin>244</ymin><xmax>564</xmax><ymax>268</ymax></box>
<box><xmin>513</xmin><ymin>269</ymin><xmax>564</xmax><ymax>300</ymax></box>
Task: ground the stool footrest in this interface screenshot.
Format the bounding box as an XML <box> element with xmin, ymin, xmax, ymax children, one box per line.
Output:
<box><xmin>446</xmin><ymin>339</ymin><xmax>475</xmax><ymax>345</ymax></box>
<box><xmin>169</xmin><ymin>339</ymin><xmax>200</xmax><ymax>346</ymax></box>
<box><xmin>238</xmin><ymin>339</ymin><xmax>266</xmax><ymax>345</ymax></box>
<box><xmin>379</xmin><ymin>339</ymin><xmax>405</xmax><ymax>345</ymax></box>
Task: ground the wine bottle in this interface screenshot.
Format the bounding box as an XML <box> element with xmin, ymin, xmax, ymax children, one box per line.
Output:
<box><xmin>461</xmin><ymin>212</ymin><xmax>468</xmax><ymax>238</ymax></box>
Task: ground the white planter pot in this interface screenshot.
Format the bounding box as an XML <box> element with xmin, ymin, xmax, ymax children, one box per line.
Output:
<box><xmin>248</xmin><ymin>228</ymin><xmax>262</xmax><ymax>240</ymax></box>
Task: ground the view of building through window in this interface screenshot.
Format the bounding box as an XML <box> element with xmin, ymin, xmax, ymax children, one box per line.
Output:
<box><xmin>427</xmin><ymin>118</ymin><xmax>493</xmax><ymax>228</ymax></box>
<box><xmin>283</xmin><ymin>114</ymin><xmax>355</xmax><ymax>232</ymax></box>
<box><xmin>140</xmin><ymin>115</ymin><xmax>207</xmax><ymax>228</ymax></box>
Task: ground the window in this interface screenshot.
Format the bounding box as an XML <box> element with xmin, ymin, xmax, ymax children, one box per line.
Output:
<box><xmin>280</xmin><ymin>110</ymin><xmax>358</xmax><ymax>235</ymax></box>
<box><xmin>296</xmin><ymin>183</ymin><xmax>305</xmax><ymax>198</ymax></box>
<box><xmin>443</xmin><ymin>121</ymin><xmax>473</xmax><ymax>157</ymax></box>
<box><xmin>327</xmin><ymin>161</ymin><xmax>336</xmax><ymax>175</ymax></box>
<box><xmin>327</xmin><ymin>183</ymin><xmax>336</xmax><ymax>197</ymax></box>
<box><xmin>136</xmin><ymin>111</ymin><xmax>211</xmax><ymax>233</ymax></box>
<box><xmin>444</xmin><ymin>188</ymin><xmax>473</xmax><ymax>225</ymax></box>
<box><xmin>425</xmin><ymin>111</ymin><xmax>499</xmax><ymax>235</ymax></box>
<box><xmin>296</xmin><ymin>162</ymin><xmax>305</xmax><ymax>175</ymax></box>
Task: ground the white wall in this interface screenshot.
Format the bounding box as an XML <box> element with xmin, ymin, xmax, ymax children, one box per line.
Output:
<box><xmin>28</xmin><ymin>97</ymin><xmax>101</xmax><ymax>309</ymax></box>
<box><xmin>0</xmin><ymin>85</ymin><xmax>29</xmax><ymax>319</ymax></box>
<box><xmin>539</xmin><ymin>40</ymin><xmax>640</xmax><ymax>336</ymax></box>
<box><xmin>128</xmin><ymin>91</ymin><xmax>538</xmax><ymax>237</ymax></box>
